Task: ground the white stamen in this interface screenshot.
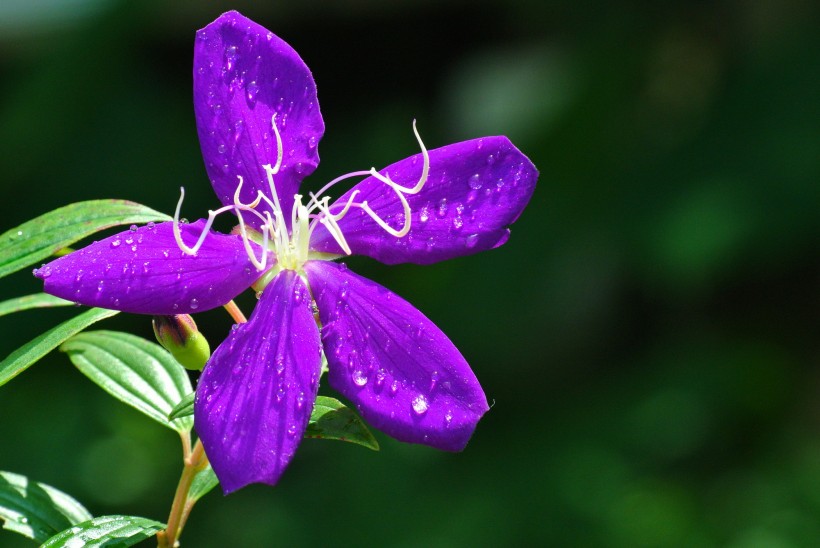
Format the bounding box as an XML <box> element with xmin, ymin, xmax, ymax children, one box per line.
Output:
<box><xmin>171</xmin><ymin>119</ymin><xmax>431</xmax><ymax>282</ymax></box>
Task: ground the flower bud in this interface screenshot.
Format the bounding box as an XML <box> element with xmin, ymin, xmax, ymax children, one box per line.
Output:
<box><xmin>152</xmin><ymin>315</ymin><xmax>211</xmax><ymax>371</ymax></box>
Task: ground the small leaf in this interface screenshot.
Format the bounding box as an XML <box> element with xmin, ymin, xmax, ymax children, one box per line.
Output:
<box><xmin>61</xmin><ymin>331</ymin><xmax>193</xmax><ymax>432</ymax></box>
<box><xmin>0</xmin><ymin>471</ymin><xmax>92</xmax><ymax>543</ymax></box>
<box><xmin>0</xmin><ymin>307</ymin><xmax>118</xmax><ymax>387</ymax></box>
<box><xmin>305</xmin><ymin>396</ymin><xmax>380</xmax><ymax>451</ymax></box>
<box><xmin>0</xmin><ymin>199</ymin><xmax>171</xmax><ymax>279</ymax></box>
<box><xmin>168</xmin><ymin>392</ymin><xmax>195</xmax><ymax>422</ymax></box>
<box><xmin>188</xmin><ymin>464</ymin><xmax>219</xmax><ymax>503</ymax></box>
<box><xmin>0</xmin><ymin>293</ymin><xmax>73</xmax><ymax>318</ymax></box>
<box><xmin>42</xmin><ymin>515</ymin><xmax>164</xmax><ymax>547</ymax></box>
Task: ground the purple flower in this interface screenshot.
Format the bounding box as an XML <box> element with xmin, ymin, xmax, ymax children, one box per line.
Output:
<box><xmin>34</xmin><ymin>11</ymin><xmax>537</xmax><ymax>493</ymax></box>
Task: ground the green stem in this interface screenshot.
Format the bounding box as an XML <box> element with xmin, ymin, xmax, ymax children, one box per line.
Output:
<box><xmin>157</xmin><ymin>435</ymin><xmax>207</xmax><ymax>547</ymax></box>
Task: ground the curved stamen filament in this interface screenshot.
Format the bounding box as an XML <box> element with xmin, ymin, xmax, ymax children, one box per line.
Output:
<box><xmin>173</xmin><ymin>181</ymin><xmax>269</xmax><ymax>270</ymax></box>
<box><xmin>172</xmin><ymin>119</ymin><xmax>430</xmax><ymax>276</ymax></box>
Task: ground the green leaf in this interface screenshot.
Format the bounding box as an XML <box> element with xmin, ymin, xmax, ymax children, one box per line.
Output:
<box><xmin>305</xmin><ymin>396</ymin><xmax>380</xmax><ymax>451</ymax></box>
<box><xmin>42</xmin><ymin>515</ymin><xmax>164</xmax><ymax>547</ymax></box>
<box><xmin>60</xmin><ymin>331</ymin><xmax>193</xmax><ymax>432</ymax></box>
<box><xmin>0</xmin><ymin>307</ymin><xmax>118</xmax><ymax>387</ymax></box>
<box><xmin>170</xmin><ymin>395</ymin><xmax>379</xmax><ymax>450</ymax></box>
<box><xmin>188</xmin><ymin>464</ymin><xmax>219</xmax><ymax>503</ymax></box>
<box><xmin>0</xmin><ymin>471</ymin><xmax>92</xmax><ymax>543</ymax></box>
<box><xmin>0</xmin><ymin>199</ymin><xmax>171</xmax><ymax>279</ymax></box>
<box><xmin>168</xmin><ymin>392</ymin><xmax>195</xmax><ymax>422</ymax></box>
<box><xmin>0</xmin><ymin>293</ymin><xmax>73</xmax><ymax>317</ymax></box>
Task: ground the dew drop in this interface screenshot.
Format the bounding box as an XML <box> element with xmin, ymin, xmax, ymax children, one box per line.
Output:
<box><xmin>375</xmin><ymin>369</ymin><xmax>387</xmax><ymax>388</ymax></box>
<box><xmin>412</xmin><ymin>394</ymin><xmax>429</xmax><ymax>415</ymax></box>
<box><xmin>296</xmin><ymin>391</ymin><xmax>306</xmax><ymax>410</ymax></box>
<box><xmin>465</xmin><ymin>234</ymin><xmax>479</xmax><ymax>248</ymax></box>
<box><xmin>189</xmin><ymin>298</ymin><xmax>199</xmax><ymax>310</ymax></box>
<box><xmin>419</xmin><ymin>204</ymin><xmax>430</xmax><ymax>223</ymax></box>
<box><xmin>308</xmin><ymin>135</ymin><xmax>317</xmax><ymax>149</ymax></box>
<box><xmin>468</xmin><ymin>173</ymin><xmax>482</xmax><ymax>189</ymax></box>
<box><xmin>353</xmin><ymin>369</ymin><xmax>368</xmax><ymax>387</ymax></box>
<box><xmin>390</xmin><ymin>380</ymin><xmax>400</xmax><ymax>396</ymax></box>
<box><xmin>246</xmin><ymin>80</ymin><xmax>259</xmax><ymax>107</ymax></box>
<box><xmin>129</xmin><ymin>224</ymin><xmax>138</xmax><ymax>232</ymax></box>
<box><xmin>452</xmin><ymin>216</ymin><xmax>464</xmax><ymax>230</ymax></box>
<box><xmin>430</xmin><ymin>371</ymin><xmax>440</xmax><ymax>392</ymax></box>
<box><xmin>436</xmin><ymin>198</ymin><xmax>448</xmax><ymax>218</ymax></box>
<box><xmin>486</xmin><ymin>154</ymin><xmax>496</xmax><ymax>166</ymax></box>
<box><xmin>287</xmin><ymin>424</ymin><xmax>297</xmax><ymax>437</ymax></box>
<box><xmin>147</xmin><ymin>221</ymin><xmax>155</xmax><ymax>230</ymax></box>
<box><xmin>224</xmin><ymin>45</ymin><xmax>238</xmax><ymax>72</ymax></box>
<box><xmin>110</xmin><ymin>239</ymin><xmax>121</xmax><ymax>248</ymax></box>
<box><xmin>217</xmin><ymin>143</ymin><xmax>227</xmax><ymax>154</ymax></box>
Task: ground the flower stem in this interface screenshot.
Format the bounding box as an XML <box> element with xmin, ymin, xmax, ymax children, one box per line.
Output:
<box><xmin>223</xmin><ymin>299</ymin><xmax>247</xmax><ymax>323</ymax></box>
<box><xmin>157</xmin><ymin>435</ymin><xmax>208</xmax><ymax>548</ymax></box>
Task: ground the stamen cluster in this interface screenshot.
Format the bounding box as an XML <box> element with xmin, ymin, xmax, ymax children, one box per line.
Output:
<box><xmin>173</xmin><ymin>115</ymin><xmax>430</xmax><ymax>282</ymax></box>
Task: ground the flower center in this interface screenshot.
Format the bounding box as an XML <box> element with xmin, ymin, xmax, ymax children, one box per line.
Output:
<box><xmin>172</xmin><ymin>115</ymin><xmax>430</xmax><ymax>284</ymax></box>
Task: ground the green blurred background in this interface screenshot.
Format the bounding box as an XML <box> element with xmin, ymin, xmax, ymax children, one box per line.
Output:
<box><xmin>1</xmin><ymin>0</ymin><xmax>818</xmax><ymax>546</ymax></box>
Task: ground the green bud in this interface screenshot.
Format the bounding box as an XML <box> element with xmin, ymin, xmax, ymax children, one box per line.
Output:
<box><xmin>152</xmin><ymin>315</ymin><xmax>211</xmax><ymax>371</ymax></box>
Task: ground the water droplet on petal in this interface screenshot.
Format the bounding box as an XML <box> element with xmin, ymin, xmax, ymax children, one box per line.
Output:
<box><xmin>436</xmin><ymin>198</ymin><xmax>448</xmax><ymax>218</ymax></box>
<box><xmin>412</xmin><ymin>394</ymin><xmax>429</xmax><ymax>415</ymax></box>
<box><xmin>189</xmin><ymin>298</ymin><xmax>199</xmax><ymax>310</ymax></box>
<box><xmin>110</xmin><ymin>239</ymin><xmax>121</xmax><ymax>248</ymax></box>
<box><xmin>390</xmin><ymin>380</ymin><xmax>400</xmax><ymax>396</ymax></box>
<box><xmin>375</xmin><ymin>369</ymin><xmax>387</xmax><ymax>389</ymax></box>
<box><xmin>224</xmin><ymin>45</ymin><xmax>238</xmax><ymax>72</ymax></box>
<box><xmin>465</xmin><ymin>234</ymin><xmax>479</xmax><ymax>248</ymax></box>
<box><xmin>419</xmin><ymin>204</ymin><xmax>430</xmax><ymax>223</ymax></box>
<box><xmin>217</xmin><ymin>143</ymin><xmax>227</xmax><ymax>154</ymax></box>
<box><xmin>468</xmin><ymin>173</ymin><xmax>482</xmax><ymax>189</ymax></box>
<box><xmin>246</xmin><ymin>80</ymin><xmax>259</xmax><ymax>107</ymax></box>
<box><xmin>430</xmin><ymin>371</ymin><xmax>440</xmax><ymax>392</ymax></box>
<box><xmin>353</xmin><ymin>369</ymin><xmax>368</xmax><ymax>387</ymax></box>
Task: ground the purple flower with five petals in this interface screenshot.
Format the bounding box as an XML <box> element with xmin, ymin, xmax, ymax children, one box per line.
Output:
<box><xmin>34</xmin><ymin>11</ymin><xmax>537</xmax><ymax>493</ymax></box>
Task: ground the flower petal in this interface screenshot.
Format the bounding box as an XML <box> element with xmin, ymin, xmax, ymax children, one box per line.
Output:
<box><xmin>305</xmin><ymin>260</ymin><xmax>488</xmax><ymax>451</ymax></box>
<box><xmin>34</xmin><ymin>221</ymin><xmax>263</xmax><ymax>314</ymax></box>
<box><xmin>310</xmin><ymin>136</ymin><xmax>537</xmax><ymax>264</ymax></box>
<box><xmin>195</xmin><ymin>271</ymin><xmax>321</xmax><ymax>493</ymax></box>
<box><xmin>194</xmin><ymin>11</ymin><xmax>324</xmax><ymax>225</ymax></box>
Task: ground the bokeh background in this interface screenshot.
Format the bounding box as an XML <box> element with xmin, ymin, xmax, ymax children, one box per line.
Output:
<box><xmin>1</xmin><ymin>0</ymin><xmax>819</xmax><ymax>546</ymax></box>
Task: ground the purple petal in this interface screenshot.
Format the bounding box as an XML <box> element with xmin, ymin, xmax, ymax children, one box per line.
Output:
<box><xmin>195</xmin><ymin>271</ymin><xmax>321</xmax><ymax>493</ymax></box>
<box><xmin>310</xmin><ymin>136</ymin><xmax>537</xmax><ymax>264</ymax></box>
<box><xmin>34</xmin><ymin>221</ymin><xmax>264</xmax><ymax>314</ymax></box>
<box><xmin>305</xmin><ymin>260</ymin><xmax>488</xmax><ymax>451</ymax></box>
<box><xmin>194</xmin><ymin>11</ymin><xmax>324</xmax><ymax>226</ymax></box>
